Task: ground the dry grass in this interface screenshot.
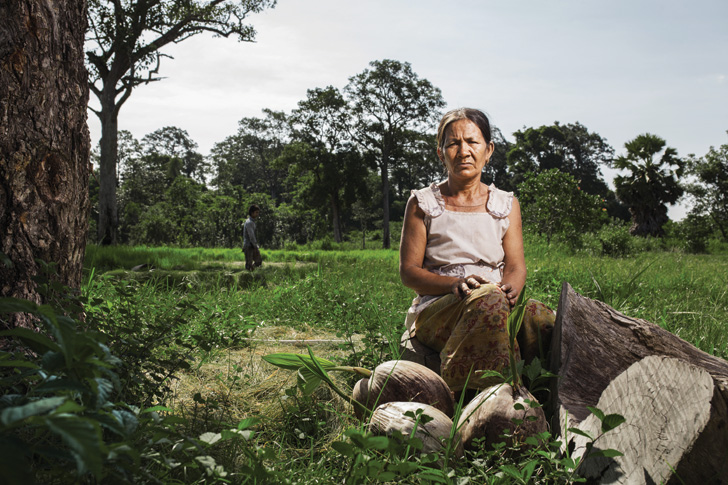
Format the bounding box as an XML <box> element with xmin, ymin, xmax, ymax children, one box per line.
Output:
<box><xmin>169</xmin><ymin>326</ymin><xmax>364</xmax><ymax>429</ymax></box>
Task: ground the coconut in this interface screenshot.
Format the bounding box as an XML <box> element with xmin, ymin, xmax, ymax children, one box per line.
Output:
<box><xmin>369</xmin><ymin>401</ymin><xmax>463</xmax><ymax>457</ymax></box>
<box><xmin>351</xmin><ymin>360</ymin><xmax>454</xmax><ymax>419</ymax></box>
<box><xmin>456</xmin><ymin>383</ymin><xmax>547</xmax><ymax>450</ymax></box>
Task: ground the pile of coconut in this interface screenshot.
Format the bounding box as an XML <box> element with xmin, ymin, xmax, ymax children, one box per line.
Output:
<box><xmin>352</xmin><ymin>360</ymin><xmax>547</xmax><ymax>459</ymax></box>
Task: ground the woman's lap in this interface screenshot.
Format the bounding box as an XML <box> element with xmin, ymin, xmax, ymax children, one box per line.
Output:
<box><xmin>413</xmin><ymin>284</ymin><xmax>554</xmax><ymax>391</ymax></box>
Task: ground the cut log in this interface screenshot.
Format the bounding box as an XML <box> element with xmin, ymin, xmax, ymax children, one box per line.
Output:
<box><xmin>549</xmin><ymin>282</ymin><xmax>728</xmax><ymax>431</ymax></box>
<box><xmin>399</xmin><ymin>329</ymin><xmax>442</xmax><ymax>375</ymax></box>
<box><xmin>571</xmin><ymin>355</ymin><xmax>728</xmax><ymax>484</ymax></box>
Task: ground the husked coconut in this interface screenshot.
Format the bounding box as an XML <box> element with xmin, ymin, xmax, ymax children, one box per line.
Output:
<box><xmin>352</xmin><ymin>360</ymin><xmax>454</xmax><ymax>419</ymax></box>
<box><xmin>369</xmin><ymin>401</ymin><xmax>463</xmax><ymax>457</ymax></box>
<box><xmin>456</xmin><ymin>383</ymin><xmax>547</xmax><ymax>450</ymax></box>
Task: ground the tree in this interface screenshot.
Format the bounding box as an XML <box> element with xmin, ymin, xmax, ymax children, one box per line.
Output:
<box><xmin>518</xmin><ymin>169</ymin><xmax>607</xmax><ymax>244</ymax></box>
<box><xmin>141</xmin><ymin>127</ymin><xmax>208</xmax><ymax>183</ymax></box>
<box><xmin>612</xmin><ymin>134</ymin><xmax>685</xmax><ymax>237</ymax></box>
<box><xmin>1</xmin><ymin>0</ymin><xmax>90</xmax><ymax>330</ymax></box>
<box><xmin>507</xmin><ymin>121</ymin><xmax>613</xmax><ymax>196</ymax></box>
<box><xmin>283</xmin><ymin>87</ymin><xmax>368</xmax><ymax>242</ymax></box>
<box><xmin>210</xmin><ymin>110</ymin><xmax>288</xmax><ymax>200</ymax></box>
<box><xmin>685</xmin><ymin>138</ymin><xmax>728</xmax><ymax>240</ymax></box>
<box><xmin>86</xmin><ymin>0</ymin><xmax>276</xmax><ymax>244</ymax></box>
<box><xmin>345</xmin><ymin>59</ymin><xmax>445</xmax><ymax>248</ymax></box>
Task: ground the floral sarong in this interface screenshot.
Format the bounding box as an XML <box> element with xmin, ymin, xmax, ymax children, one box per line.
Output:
<box><xmin>413</xmin><ymin>284</ymin><xmax>555</xmax><ymax>391</ymax></box>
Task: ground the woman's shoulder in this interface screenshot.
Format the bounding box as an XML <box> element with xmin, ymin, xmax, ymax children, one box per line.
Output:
<box><xmin>486</xmin><ymin>184</ymin><xmax>514</xmax><ymax>219</ymax></box>
<box><xmin>410</xmin><ymin>182</ymin><xmax>445</xmax><ymax>217</ymax></box>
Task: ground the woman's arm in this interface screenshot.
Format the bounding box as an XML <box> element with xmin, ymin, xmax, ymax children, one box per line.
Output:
<box><xmin>499</xmin><ymin>197</ymin><xmax>527</xmax><ymax>307</ymax></box>
<box><xmin>399</xmin><ymin>196</ymin><xmax>486</xmax><ymax>298</ymax></box>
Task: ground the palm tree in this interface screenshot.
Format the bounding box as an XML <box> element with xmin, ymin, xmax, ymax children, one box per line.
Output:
<box><xmin>613</xmin><ymin>134</ymin><xmax>684</xmax><ymax>237</ymax></box>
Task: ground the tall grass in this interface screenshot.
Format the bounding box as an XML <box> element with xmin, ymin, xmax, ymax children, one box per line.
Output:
<box><xmin>71</xmin><ymin>241</ymin><xmax>728</xmax><ymax>482</ymax></box>
<box><xmin>85</xmin><ymin>240</ymin><xmax>728</xmax><ymax>360</ymax></box>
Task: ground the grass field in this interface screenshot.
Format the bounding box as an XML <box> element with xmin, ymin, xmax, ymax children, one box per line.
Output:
<box><xmin>77</xmin><ymin>241</ymin><xmax>728</xmax><ymax>483</ymax></box>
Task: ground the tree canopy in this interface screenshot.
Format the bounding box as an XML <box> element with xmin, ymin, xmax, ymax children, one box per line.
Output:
<box><xmin>345</xmin><ymin>59</ymin><xmax>445</xmax><ymax>248</ymax></box>
<box><xmin>612</xmin><ymin>134</ymin><xmax>684</xmax><ymax>237</ymax></box>
<box><xmin>685</xmin><ymin>137</ymin><xmax>728</xmax><ymax>240</ymax></box>
<box><xmin>86</xmin><ymin>0</ymin><xmax>276</xmax><ymax>244</ymax></box>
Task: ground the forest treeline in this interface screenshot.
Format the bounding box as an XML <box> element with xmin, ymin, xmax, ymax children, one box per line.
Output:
<box><xmin>88</xmin><ymin>60</ymin><xmax>728</xmax><ymax>254</ymax></box>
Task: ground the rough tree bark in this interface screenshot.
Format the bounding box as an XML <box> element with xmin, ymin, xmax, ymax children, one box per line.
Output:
<box><xmin>549</xmin><ymin>283</ymin><xmax>728</xmax><ymax>425</ymax></box>
<box><xmin>549</xmin><ymin>283</ymin><xmax>728</xmax><ymax>483</ymax></box>
<box><xmin>0</xmin><ymin>0</ymin><xmax>90</xmax><ymax>329</ymax></box>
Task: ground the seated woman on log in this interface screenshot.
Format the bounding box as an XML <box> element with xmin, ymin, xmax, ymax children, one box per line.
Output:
<box><xmin>399</xmin><ymin>107</ymin><xmax>555</xmax><ymax>392</ymax></box>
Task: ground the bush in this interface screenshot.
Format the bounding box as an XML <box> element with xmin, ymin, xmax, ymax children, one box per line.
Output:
<box><xmin>518</xmin><ymin>169</ymin><xmax>608</xmax><ymax>246</ymax></box>
<box><xmin>595</xmin><ymin>221</ymin><xmax>635</xmax><ymax>257</ymax></box>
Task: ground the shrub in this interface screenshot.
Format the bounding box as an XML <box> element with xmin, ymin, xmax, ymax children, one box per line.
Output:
<box><xmin>518</xmin><ymin>169</ymin><xmax>608</xmax><ymax>246</ymax></box>
<box><xmin>595</xmin><ymin>221</ymin><xmax>635</xmax><ymax>257</ymax></box>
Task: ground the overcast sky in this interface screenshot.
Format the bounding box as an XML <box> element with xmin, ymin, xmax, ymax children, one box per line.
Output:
<box><xmin>87</xmin><ymin>0</ymin><xmax>728</xmax><ymax>220</ymax></box>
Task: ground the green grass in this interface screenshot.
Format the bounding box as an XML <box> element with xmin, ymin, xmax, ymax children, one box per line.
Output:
<box><xmin>74</xmin><ymin>241</ymin><xmax>728</xmax><ymax>483</ymax></box>
<box><xmin>84</xmin><ymin>241</ymin><xmax>728</xmax><ymax>360</ymax></box>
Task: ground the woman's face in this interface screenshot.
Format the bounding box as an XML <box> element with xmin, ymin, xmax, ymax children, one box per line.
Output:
<box><xmin>438</xmin><ymin>119</ymin><xmax>494</xmax><ymax>181</ymax></box>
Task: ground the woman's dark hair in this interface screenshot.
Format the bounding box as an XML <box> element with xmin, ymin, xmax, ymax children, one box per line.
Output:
<box><xmin>436</xmin><ymin>108</ymin><xmax>492</xmax><ymax>149</ymax></box>
<box><xmin>248</xmin><ymin>204</ymin><xmax>260</xmax><ymax>216</ymax></box>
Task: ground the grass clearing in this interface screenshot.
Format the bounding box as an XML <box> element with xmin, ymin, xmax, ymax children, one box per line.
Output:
<box><xmin>75</xmin><ymin>241</ymin><xmax>728</xmax><ymax>482</ymax></box>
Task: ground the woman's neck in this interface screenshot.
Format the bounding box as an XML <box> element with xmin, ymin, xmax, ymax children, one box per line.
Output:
<box><xmin>444</xmin><ymin>177</ymin><xmax>484</xmax><ymax>197</ymax></box>
<box><xmin>441</xmin><ymin>178</ymin><xmax>488</xmax><ymax>210</ymax></box>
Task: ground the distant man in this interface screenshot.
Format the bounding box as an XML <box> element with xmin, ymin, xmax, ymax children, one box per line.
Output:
<box><xmin>243</xmin><ymin>204</ymin><xmax>262</xmax><ymax>271</ymax></box>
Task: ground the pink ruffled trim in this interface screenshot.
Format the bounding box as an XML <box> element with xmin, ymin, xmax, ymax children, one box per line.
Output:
<box><xmin>411</xmin><ymin>183</ymin><xmax>445</xmax><ymax>217</ymax></box>
<box><xmin>412</xmin><ymin>183</ymin><xmax>513</xmax><ymax>219</ymax></box>
<box><xmin>486</xmin><ymin>184</ymin><xmax>513</xmax><ymax>219</ymax></box>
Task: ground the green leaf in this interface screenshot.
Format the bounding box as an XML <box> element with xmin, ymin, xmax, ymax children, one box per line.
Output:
<box><xmin>34</xmin><ymin>378</ymin><xmax>88</xmax><ymax>394</ymax></box>
<box><xmin>587</xmin><ymin>406</ymin><xmax>605</xmax><ymax>421</ymax></box>
<box><xmin>44</xmin><ymin>415</ymin><xmax>104</xmax><ymax>477</ymax></box>
<box><xmin>364</xmin><ymin>435</ymin><xmax>390</xmax><ymax>450</ymax></box>
<box><xmin>0</xmin><ymin>359</ymin><xmax>40</xmax><ymax>369</ymax></box>
<box><xmin>1</xmin><ymin>396</ymin><xmax>67</xmax><ymax>426</ymax></box>
<box><xmin>566</xmin><ymin>427</ymin><xmax>594</xmax><ymax>440</ymax></box>
<box><xmin>0</xmin><ymin>297</ymin><xmax>39</xmax><ymax>314</ymax></box>
<box><xmin>599</xmin><ymin>449</ymin><xmax>624</xmax><ymax>458</ymax></box>
<box><xmin>331</xmin><ymin>441</ymin><xmax>356</xmax><ymax>457</ymax></box>
<box><xmin>297</xmin><ymin>368</ymin><xmax>323</xmax><ymax>395</ymax></box>
<box><xmin>262</xmin><ymin>352</ymin><xmax>336</xmax><ymax>371</ymax></box>
<box><xmin>499</xmin><ymin>464</ymin><xmax>524</xmax><ymax>480</ymax></box>
<box><xmin>601</xmin><ymin>413</ymin><xmax>626</xmax><ymax>433</ymax></box>
<box><xmin>237</xmin><ymin>417</ymin><xmax>261</xmax><ymax>430</ymax></box>
<box><xmin>0</xmin><ymin>327</ymin><xmax>60</xmax><ymax>354</ymax></box>
<box><xmin>91</xmin><ymin>378</ymin><xmax>114</xmax><ymax>408</ymax></box>
<box><xmin>141</xmin><ymin>405</ymin><xmax>173</xmax><ymax>414</ymax></box>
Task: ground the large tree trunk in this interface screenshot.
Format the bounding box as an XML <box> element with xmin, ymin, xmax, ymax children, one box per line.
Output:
<box><xmin>629</xmin><ymin>204</ymin><xmax>668</xmax><ymax>237</ymax></box>
<box><xmin>0</xmin><ymin>0</ymin><xmax>90</xmax><ymax>329</ymax></box>
<box><xmin>96</xmin><ymin>92</ymin><xmax>119</xmax><ymax>245</ymax></box>
<box><xmin>549</xmin><ymin>283</ymin><xmax>728</xmax><ymax>482</ymax></box>
<box><xmin>549</xmin><ymin>282</ymin><xmax>728</xmax><ymax>426</ymax></box>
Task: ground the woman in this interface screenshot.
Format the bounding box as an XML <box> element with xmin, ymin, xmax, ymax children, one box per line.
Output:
<box><xmin>399</xmin><ymin>108</ymin><xmax>554</xmax><ymax>392</ymax></box>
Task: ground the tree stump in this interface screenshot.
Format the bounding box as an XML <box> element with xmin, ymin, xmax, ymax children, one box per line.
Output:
<box><xmin>550</xmin><ymin>283</ymin><xmax>728</xmax><ymax>483</ymax></box>
<box><xmin>571</xmin><ymin>355</ymin><xmax>728</xmax><ymax>484</ymax></box>
<box><xmin>550</xmin><ymin>282</ymin><xmax>728</xmax><ymax>428</ymax></box>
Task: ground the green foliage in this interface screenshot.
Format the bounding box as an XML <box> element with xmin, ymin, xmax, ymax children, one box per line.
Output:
<box><xmin>518</xmin><ymin>169</ymin><xmax>608</xmax><ymax>244</ymax></box>
<box><xmin>612</xmin><ymin>133</ymin><xmax>685</xmax><ymax>237</ymax></box>
<box><xmin>685</xmin><ymin>140</ymin><xmax>728</xmax><ymax>241</ymax></box>
<box><xmin>346</xmin><ymin>58</ymin><xmax>446</xmax><ymax>248</ymax></box>
<box><xmin>507</xmin><ymin>121</ymin><xmax>614</xmax><ymax>198</ymax></box>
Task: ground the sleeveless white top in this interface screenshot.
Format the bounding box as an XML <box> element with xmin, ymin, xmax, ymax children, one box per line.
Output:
<box><xmin>407</xmin><ymin>182</ymin><xmax>513</xmax><ymax>316</ymax></box>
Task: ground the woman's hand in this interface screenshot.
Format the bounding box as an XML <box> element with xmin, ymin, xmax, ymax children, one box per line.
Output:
<box><xmin>451</xmin><ymin>274</ymin><xmax>488</xmax><ymax>299</ymax></box>
<box><xmin>498</xmin><ymin>282</ymin><xmax>520</xmax><ymax>308</ymax></box>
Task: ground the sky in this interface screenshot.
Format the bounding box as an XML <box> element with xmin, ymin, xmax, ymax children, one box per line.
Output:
<box><xmin>87</xmin><ymin>0</ymin><xmax>728</xmax><ymax>220</ymax></box>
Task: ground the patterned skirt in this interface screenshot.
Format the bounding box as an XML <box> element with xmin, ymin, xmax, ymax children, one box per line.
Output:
<box><xmin>413</xmin><ymin>284</ymin><xmax>555</xmax><ymax>392</ymax></box>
